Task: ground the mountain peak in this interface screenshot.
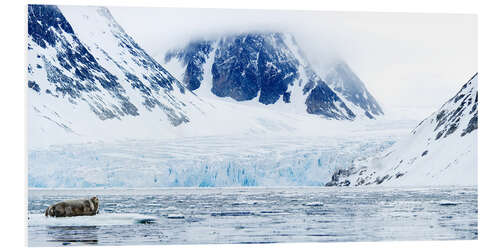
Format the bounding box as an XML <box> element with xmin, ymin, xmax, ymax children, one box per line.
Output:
<box><xmin>163</xmin><ymin>31</ymin><xmax>381</xmax><ymax>120</ymax></box>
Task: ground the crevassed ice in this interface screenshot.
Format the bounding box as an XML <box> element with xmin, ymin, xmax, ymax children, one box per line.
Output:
<box><xmin>28</xmin><ymin>136</ymin><xmax>395</xmax><ymax>188</ymax></box>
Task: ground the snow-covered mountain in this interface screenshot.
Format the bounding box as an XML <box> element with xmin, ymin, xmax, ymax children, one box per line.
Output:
<box><xmin>27</xmin><ymin>5</ymin><xmax>209</xmax><ymax>146</ymax></box>
<box><xmin>164</xmin><ymin>34</ymin><xmax>382</xmax><ymax>120</ymax></box>
<box><xmin>27</xmin><ymin>5</ymin><xmax>387</xmax><ymax>149</ymax></box>
<box><xmin>322</xmin><ymin>61</ymin><xmax>384</xmax><ymax>118</ymax></box>
<box><xmin>326</xmin><ymin>73</ymin><xmax>478</xmax><ymax>187</ymax></box>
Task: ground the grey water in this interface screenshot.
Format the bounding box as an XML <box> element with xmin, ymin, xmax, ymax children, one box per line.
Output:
<box><xmin>27</xmin><ymin>186</ymin><xmax>477</xmax><ymax>247</ymax></box>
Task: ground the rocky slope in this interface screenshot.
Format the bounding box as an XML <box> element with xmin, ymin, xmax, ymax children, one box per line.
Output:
<box><xmin>27</xmin><ymin>5</ymin><xmax>206</xmax><ymax>146</ymax></box>
<box><xmin>326</xmin><ymin>73</ymin><xmax>478</xmax><ymax>186</ymax></box>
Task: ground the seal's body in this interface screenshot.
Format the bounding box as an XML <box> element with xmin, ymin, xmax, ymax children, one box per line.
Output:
<box><xmin>45</xmin><ymin>197</ymin><xmax>99</xmax><ymax>217</ymax></box>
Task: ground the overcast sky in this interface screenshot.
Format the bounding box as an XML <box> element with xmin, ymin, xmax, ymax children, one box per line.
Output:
<box><xmin>108</xmin><ymin>6</ymin><xmax>477</xmax><ymax>112</ymax></box>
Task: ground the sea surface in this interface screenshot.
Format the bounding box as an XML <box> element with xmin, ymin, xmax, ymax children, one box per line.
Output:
<box><xmin>27</xmin><ymin>186</ymin><xmax>477</xmax><ymax>246</ymax></box>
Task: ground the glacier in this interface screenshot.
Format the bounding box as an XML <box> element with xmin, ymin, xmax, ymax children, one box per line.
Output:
<box><xmin>28</xmin><ymin>134</ymin><xmax>399</xmax><ymax>188</ymax></box>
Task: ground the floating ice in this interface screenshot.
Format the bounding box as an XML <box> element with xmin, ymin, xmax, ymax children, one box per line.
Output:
<box><xmin>28</xmin><ymin>213</ymin><xmax>158</xmax><ymax>227</ymax></box>
<box><xmin>303</xmin><ymin>202</ymin><xmax>324</xmax><ymax>207</ymax></box>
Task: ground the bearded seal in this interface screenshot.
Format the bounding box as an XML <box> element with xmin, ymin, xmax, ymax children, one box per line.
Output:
<box><xmin>45</xmin><ymin>196</ymin><xmax>99</xmax><ymax>217</ymax></box>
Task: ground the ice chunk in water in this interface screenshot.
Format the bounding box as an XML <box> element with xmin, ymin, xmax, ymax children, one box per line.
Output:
<box><xmin>303</xmin><ymin>202</ymin><xmax>324</xmax><ymax>207</ymax></box>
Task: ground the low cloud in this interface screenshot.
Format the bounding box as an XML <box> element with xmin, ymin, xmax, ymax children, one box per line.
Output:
<box><xmin>109</xmin><ymin>6</ymin><xmax>477</xmax><ymax>111</ymax></box>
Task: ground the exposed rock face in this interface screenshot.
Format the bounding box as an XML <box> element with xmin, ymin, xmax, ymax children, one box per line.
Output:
<box><xmin>325</xmin><ymin>167</ymin><xmax>354</xmax><ymax>186</ymax></box>
<box><xmin>306</xmin><ymin>82</ymin><xmax>355</xmax><ymax>120</ymax></box>
<box><xmin>212</xmin><ymin>33</ymin><xmax>299</xmax><ymax>105</ymax></box>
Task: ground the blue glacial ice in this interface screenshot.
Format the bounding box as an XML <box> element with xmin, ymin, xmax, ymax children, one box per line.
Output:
<box><xmin>28</xmin><ymin>136</ymin><xmax>395</xmax><ymax>188</ymax></box>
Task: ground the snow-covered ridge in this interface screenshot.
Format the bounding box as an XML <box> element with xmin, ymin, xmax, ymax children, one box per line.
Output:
<box><xmin>326</xmin><ymin>73</ymin><xmax>478</xmax><ymax>187</ymax></box>
<box><xmin>323</xmin><ymin>61</ymin><xmax>384</xmax><ymax>118</ymax></box>
<box><xmin>27</xmin><ymin>5</ymin><xmax>209</xmax><ymax>147</ymax></box>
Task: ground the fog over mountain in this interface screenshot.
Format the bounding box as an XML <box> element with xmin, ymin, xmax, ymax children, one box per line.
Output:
<box><xmin>109</xmin><ymin>7</ymin><xmax>477</xmax><ymax>114</ymax></box>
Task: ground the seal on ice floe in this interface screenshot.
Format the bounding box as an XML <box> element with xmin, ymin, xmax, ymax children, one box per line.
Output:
<box><xmin>45</xmin><ymin>196</ymin><xmax>99</xmax><ymax>217</ymax></box>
